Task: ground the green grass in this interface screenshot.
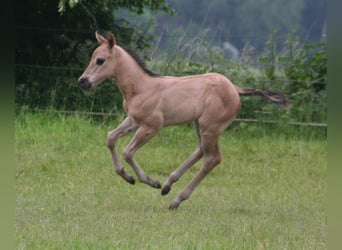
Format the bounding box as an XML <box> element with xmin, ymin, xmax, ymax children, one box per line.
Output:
<box><xmin>15</xmin><ymin>111</ymin><xmax>326</xmax><ymax>249</ymax></box>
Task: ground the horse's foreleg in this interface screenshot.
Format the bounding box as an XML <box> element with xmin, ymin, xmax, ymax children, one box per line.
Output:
<box><xmin>169</xmin><ymin>134</ymin><xmax>221</xmax><ymax>209</ymax></box>
<box><xmin>123</xmin><ymin>126</ymin><xmax>161</xmax><ymax>189</ymax></box>
<box><xmin>107</xmin><ymin>117</ymin><xmax>138</xmax><ymax>185</ymax></box>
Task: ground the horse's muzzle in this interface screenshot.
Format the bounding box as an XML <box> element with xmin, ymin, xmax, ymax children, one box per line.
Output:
<box><xmin>78</xmin><ymin>77</ymin><xmax>92</xmax><ymax>91</ymax></box>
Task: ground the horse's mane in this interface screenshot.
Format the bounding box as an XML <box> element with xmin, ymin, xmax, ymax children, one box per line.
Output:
<box><xmin>122</xmin><ymin>47</ymin><xmax>160</xmax><ymax>77</ymax></box>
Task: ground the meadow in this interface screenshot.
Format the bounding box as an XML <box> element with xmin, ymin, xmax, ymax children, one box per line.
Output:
<box><xmin>15</xmin><ymin>111</ymin><xmax>326</xmax><ymax>249</ymax></box>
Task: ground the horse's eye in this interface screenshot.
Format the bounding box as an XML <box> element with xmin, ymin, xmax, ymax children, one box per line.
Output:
<box><xmin>96</xmin><ymin>58</ymin><xmax>105</xmax><ymax>66</ymax></box>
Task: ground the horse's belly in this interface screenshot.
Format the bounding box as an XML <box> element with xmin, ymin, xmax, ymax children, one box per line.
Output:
<box><xmin>162</xmin><ymin>101</ymin><xmax>201</xmax><ymax>126</ymax></box>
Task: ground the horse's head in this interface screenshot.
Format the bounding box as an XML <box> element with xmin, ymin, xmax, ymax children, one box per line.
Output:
<box><xmin>78</xmin><ymin>32</ymin><xmax>117</xmax><ymax>90</ymax></box>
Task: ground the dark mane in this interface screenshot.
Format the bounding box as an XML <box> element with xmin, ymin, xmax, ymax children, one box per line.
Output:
<box><xmin>122</xmin><ymin>47</ymin><xmax>160</xmax><ymax>77</ymax></box>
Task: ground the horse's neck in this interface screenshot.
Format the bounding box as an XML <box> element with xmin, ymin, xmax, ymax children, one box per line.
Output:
<box><xmin>114</xmin><ymin>46</ymin><xmax>151</xmax><ymax>100</ymax></box>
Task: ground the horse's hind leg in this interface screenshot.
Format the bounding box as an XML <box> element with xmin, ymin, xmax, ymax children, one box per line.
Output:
<box><xmin>161</xmin><ymin>146</ymin><xmax>203</xmax><ymax>195</ymax></box>
<box><xmin>107</xmin><ymin>117</ymin><xmax>138</xmax><ymax>184</ymax></box>
<box><xmin>169</xmin><ymin>133</ymin><xmax>221</xmax><ymax>209</ymax></box>
<box><xmin>161</xmin><ymin>121</ymin><xmax>203</xmax><ymax>195</ymax></box>
<box><xmin>123</xmin><ymin>125</ymin><xmax>161</xmax><ymax>189</ymax></box>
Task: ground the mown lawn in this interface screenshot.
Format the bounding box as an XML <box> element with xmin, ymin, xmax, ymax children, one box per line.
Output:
<box><xmin>15</xmin><ymin>112</ymin><xmax>327</xmax><ymax>249</ymax></box>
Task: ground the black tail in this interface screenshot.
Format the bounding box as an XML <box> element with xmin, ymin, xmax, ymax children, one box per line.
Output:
<box><xmin>235</xmin><ymin>86</ymin><xmax>290</xmax><ymax>108</ymax></box>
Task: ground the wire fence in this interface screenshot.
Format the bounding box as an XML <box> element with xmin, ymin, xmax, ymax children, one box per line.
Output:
<box><xmin>15</xmin><ymin>63</ymin><xmax>84</xmax><ymax>72</ymax></box>
<box><xmin>14</xmin><ymin>63</ymin><xmax>327</xmax><ymax>88</ymax></box>
<box><xmin>31</xmin><ymin>109</ymin><xmax>327</xmax><ymax>128</ymax></box>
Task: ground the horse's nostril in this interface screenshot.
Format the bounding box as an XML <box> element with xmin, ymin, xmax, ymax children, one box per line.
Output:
<box><xmin>78</xmin><ymin>77</ymin><xmax>91</xmax><ymax>90</ymax></box>
<box><xmin>78</xmin><ymin>77</ymin><xmax>85</xmax><ymax>84</ymax></box>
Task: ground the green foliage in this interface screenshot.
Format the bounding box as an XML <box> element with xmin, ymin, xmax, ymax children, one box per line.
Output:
<box><xmin>279</xmin><ymin>35</ymin><xmax>327</xmax><ymax>123</ymax></box>
<box><xmin>15</xmin><ymin>0</ymin><xmax>172</xmax><ymax>113</ymax></box>
<box><xmin>259</xmin><ymin>30</ymin><xmax>278</xmax><ymax>81</ymax></box>
<box><xmin>58</xmin><ymin>0</ymin><xmax>80</xmax><ymax>12</ymax></box>
<box><xmin>58</xmin><ymin>0</ymin><xmax>174</xmax><ymax>15</ymax></box>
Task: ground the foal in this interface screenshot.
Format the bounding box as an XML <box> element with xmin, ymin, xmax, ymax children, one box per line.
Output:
<box><xmin>78</xmin><ymin>32</ymin><xmax>289</xmax><ymax>209</ymax></box>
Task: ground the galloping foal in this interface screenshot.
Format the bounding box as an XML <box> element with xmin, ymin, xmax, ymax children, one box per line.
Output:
<box><xmin>78</xmin><ymin>32</ymin><xmax>289</xmax><ymax>209</ymax></box>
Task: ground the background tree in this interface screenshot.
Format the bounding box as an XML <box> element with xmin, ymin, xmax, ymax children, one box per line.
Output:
<box><xmin>15</xmin><ymin>0</ymin><xmax>172</xmax><ymax>111</ymax></box>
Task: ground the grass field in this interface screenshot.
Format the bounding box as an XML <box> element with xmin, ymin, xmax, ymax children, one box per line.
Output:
<box><xmin>15</xmin><ymin>111</ymin><xmax>326</xmax><ymax>249</ymax></box>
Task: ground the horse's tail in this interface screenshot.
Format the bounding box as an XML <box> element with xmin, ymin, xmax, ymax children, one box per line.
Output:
<box><xmin>235</xmin><ymin>86</ymin><xmax>291</xmax><ymax>108</ymax></box>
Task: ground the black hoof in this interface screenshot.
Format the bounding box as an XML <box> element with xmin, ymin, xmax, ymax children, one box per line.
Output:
<box><xmin>161</xmin><ymin>186</ymin><xmax>170</xmax><ymax>196</ymax></box>
<box><xmin>128</xmin><ymin>177</ymin><xmax>135</xmax><ymax>185</ymax></box>
<box><xmin>153</xmin><ymin>181</ymin><xmax>161</xmax><ymax>189</ymax></box>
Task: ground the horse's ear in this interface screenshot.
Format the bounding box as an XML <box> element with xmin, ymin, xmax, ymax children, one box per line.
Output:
<box><xmin>106</xmin><ymin>32</ymin><xmax>116</xmax><ymax>49</ymax></box>
<box><xmin>95</xmin><ymin>31</ymin><xmax>106</xmax><ymax>45</ymax></box>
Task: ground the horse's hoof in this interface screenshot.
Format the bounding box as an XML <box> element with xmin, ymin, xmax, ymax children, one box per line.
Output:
<box><xmin>153</xmin><ymin>181</ymin><xmax>161</xmax><ymax>189</ymax></box>
<box><xmin>128</xmin><ymin>177</ymin><xmax>135</xmax><ymax>185</ymax></box>
<box><xmin>168</xmin><ymin>202</ymin><xmax>179</xmax><ymax>210</ymax></box>
<box><xmin>161</xmin><ymin>186</ymin><xmax>170</xmax><ymax>196</ymax></box>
